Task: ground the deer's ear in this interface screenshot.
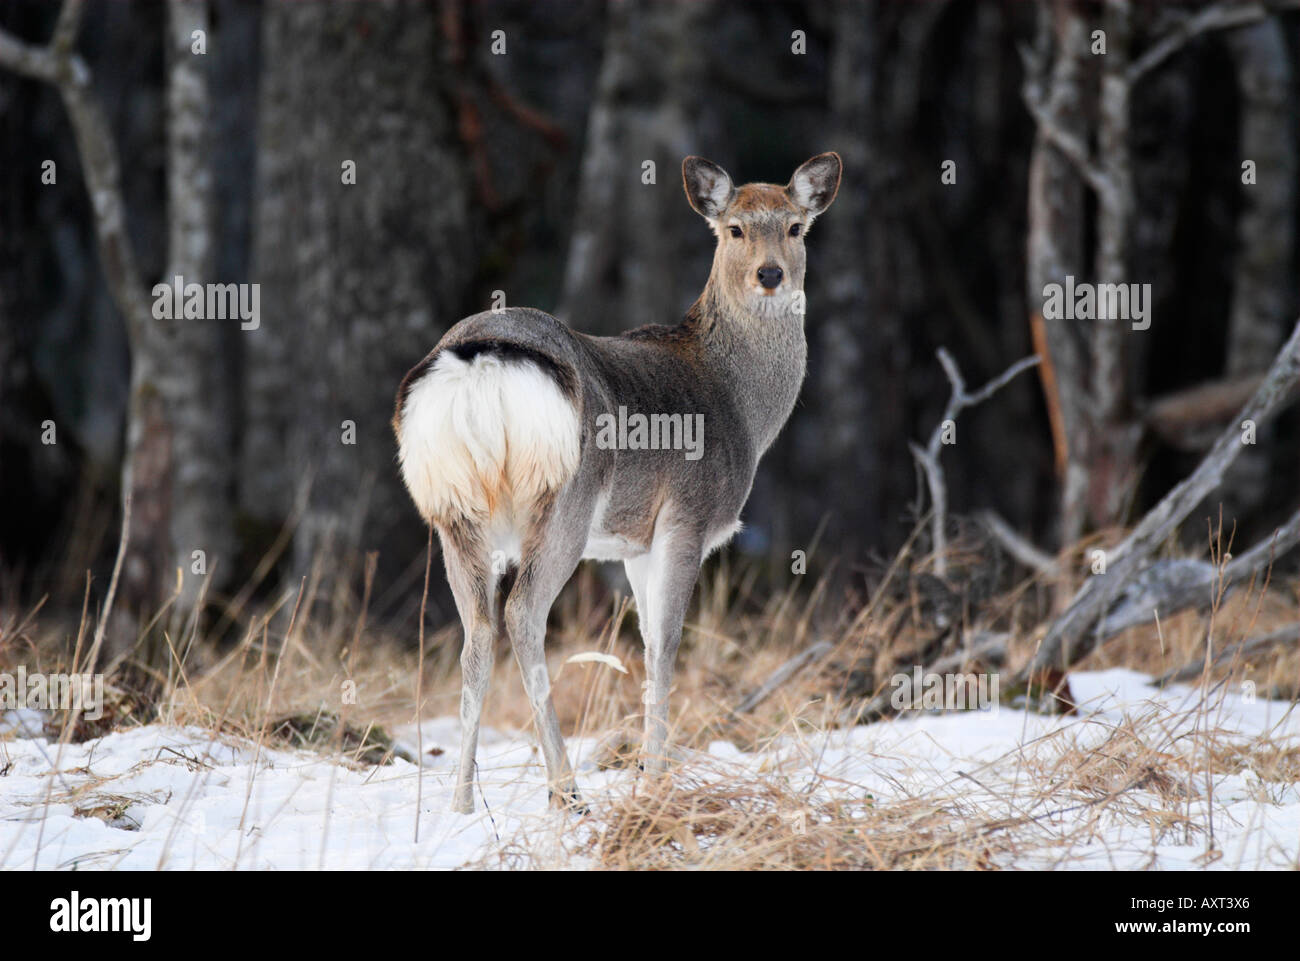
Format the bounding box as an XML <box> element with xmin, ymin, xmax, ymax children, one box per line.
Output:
<box><xmin>787</xmin><ymin>152</ymin><xmax>841</xmax><ymax>219</ymax></box>
<box><xmin>682</xmin><ymin>157</ymin><xmax>735</xmax><ymax>221</ymax></box>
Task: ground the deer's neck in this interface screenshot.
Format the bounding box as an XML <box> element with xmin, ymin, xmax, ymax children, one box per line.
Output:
<box><xmin>690</xmin><ymin>283</ymin><xmax>808</xmax><ymax>456</ymax></box>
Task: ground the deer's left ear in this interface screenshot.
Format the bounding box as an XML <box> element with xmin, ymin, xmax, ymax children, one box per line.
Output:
<box><xmin>787</xmin><ymin>152</ymin><xmax>841</xmax><ymax>220</ymax></box>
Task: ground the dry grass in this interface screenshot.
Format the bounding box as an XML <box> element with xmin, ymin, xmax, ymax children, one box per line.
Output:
<box><xmin>564</xmin><ymin>766</ymin><xmax>1023</xmax><ymax>870</ymax></box>
<box><xmin>2</xmin><ymin>520</ymin><xmax>1299</xmax><ymax>870</ymax></box>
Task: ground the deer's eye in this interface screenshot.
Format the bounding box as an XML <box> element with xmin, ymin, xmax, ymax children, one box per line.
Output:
<box><xmin>728</xmin><ymin>225</ymin><xmax>743</xmax><ymax>239</ymax></box>
<box><xmin>789</xmin><ymin>223</ymin><xmax>803</xmax><ymax>237</ymax></box>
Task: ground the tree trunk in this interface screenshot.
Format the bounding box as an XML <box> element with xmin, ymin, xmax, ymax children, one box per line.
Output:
<box><xmin>1086</xmin><ymin>0</ymin><xmax>1141</xmax><ymax>529</ymax></box>
<box><xmin>246</xmin><ymin>0</ymin><xmax>474</xmax><ymax>597</ymax></box>
<box><xmin>1025</xmin><ymin>0</ymin><xmax>1092</xmax><ymax>547</ymax></box>
<box><xmin>787</xmin><ymin>0</ymin><xmax>888</xmax><ymax>568</ymax></box>
<box><xmin>555</xmin><ymin>0</ymin><xmax>711</xmax><ymax>335</ymax></box>
<box><xmin>1220</xmin><ymin>18</ymin><xmax>1297</xmax><ymax>523</ymax></box>
<box><xmin>158</xmin><ymin>0</ymin><xmax>232</xmax><ymax>614</ymax></box>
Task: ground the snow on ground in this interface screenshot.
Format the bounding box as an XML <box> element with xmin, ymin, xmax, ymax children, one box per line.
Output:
<box><xmin>1</xmin><ymin>669</ymin><xmax>1297</xmax><ymax>869</ymax></box>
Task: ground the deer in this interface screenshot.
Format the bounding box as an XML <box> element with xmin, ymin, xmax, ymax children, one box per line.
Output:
<box><xmin>393</xmin><ymin>153</ymin><xmax>841</xmax><ymax>813</ymax></box>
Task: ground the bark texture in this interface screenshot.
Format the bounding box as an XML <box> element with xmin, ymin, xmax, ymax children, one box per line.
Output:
<box><xmin>246</xmin><ymin>1</ymin><xmax>473</xmax><ymax>589</ymax></box>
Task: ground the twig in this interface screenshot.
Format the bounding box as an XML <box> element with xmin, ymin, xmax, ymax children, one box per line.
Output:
<box><xmin>84</xmin><ymin>491</ymin><xmax>131</xmax><ymax>676</ymax></box>
<box><xmin>414</xmin><ymin>525</ymin><xmax>432</xmax><ymax>843</ymax></box>
<box><xmin>977</xmin><ymin>510</ymin><xmax>1058</xmax><ymax>575</ymax></box>
<box><xmin>1022</xmin><ymin>87</ymin><xmax>1113</xmax><ymax>201</ymax></box>
<box><xmin>0</xmin><ymin>22</ymin><xmax>57</xmax><ymax>82</ymax></box>
<box><xmin>49</xmin><ymin>0</ymin><xmax>84</xmax><ymax>57</ymax></box>
<box><xmin>910</xmin><ymin>350</ymin><xmax>1040</xmax><ymax>577</ymax></box>
<box><xmin>234</xmin><ymin>578</ymin><xmax>306</xmax><ymax>866</ymax></box>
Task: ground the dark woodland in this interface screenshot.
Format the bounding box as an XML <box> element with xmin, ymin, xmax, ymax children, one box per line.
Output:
<box><xmin>2</xmin><ymin>0</ymin><xmax>1298</xmax><ymax>665</ymax></box>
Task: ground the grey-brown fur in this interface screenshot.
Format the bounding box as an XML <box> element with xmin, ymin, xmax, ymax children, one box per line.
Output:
<box><xmin>394</xmin><ymin>153</ymin><xmax>841</xmax><ymax>812</ymax></box>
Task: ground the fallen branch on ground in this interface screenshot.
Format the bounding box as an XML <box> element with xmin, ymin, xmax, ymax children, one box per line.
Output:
<box><xmin>1096</xmin><ymin>507</ymin><xmax>1300</xmax><ymax>638</ymax></box>
<box><xmin>730</xmin><ymin>640</ymin><xmax>835</xmax><ymax>717</ymax></box>
<box><xmin>1018</xmin><ymin>318</ymin><xmax>1300</xmax><ymax>685</ymax></box>
<box><xmin>1155</xmin><ymin>624</ymin><xmax>1300</xmax><ymax>686</ymax></box>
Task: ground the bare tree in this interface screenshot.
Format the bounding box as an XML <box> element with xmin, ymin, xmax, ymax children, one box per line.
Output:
<box><xmin>910</xmin><ymin>349</ymin><xmax>1040</xmax><ymax>577</ymax></box>
<box><xmin>0</xmin><ymin>0</ymin><xmax>232</xmax><ymax>622</ymax></box>
<box><xmin>1025</xmin><ymin>0</ymin><xmax>1299</xmax><ymax>547</ymax></box>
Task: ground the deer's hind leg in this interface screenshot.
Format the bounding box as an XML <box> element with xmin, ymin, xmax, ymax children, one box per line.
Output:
<box><xmin>437</xmin><ymin>521</ymin><xmax>500</xmax><ymax>815</ymax></box>
<box><xmin>503</xmin><ymin>497</ymin><xmax>590</xmax><ymax>810</ymax></box>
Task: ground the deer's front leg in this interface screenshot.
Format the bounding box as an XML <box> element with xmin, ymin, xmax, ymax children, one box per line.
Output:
<box><xmin>626</xmin><ymin>518</ymin><xmax>703</xmax><ymax>779</ymax></box>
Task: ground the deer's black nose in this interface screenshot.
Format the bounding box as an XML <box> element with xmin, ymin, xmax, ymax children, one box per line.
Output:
<box><xmin>757</xmin><ymin>265</ymin><xmax>783</xmax><ymax>289</ymax></box>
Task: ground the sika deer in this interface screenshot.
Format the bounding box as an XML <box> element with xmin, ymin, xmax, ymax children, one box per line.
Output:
<box><xmin>394</xmin><ymin>153</ymin><xmax>841</xmax><ymax>812</ymax></box>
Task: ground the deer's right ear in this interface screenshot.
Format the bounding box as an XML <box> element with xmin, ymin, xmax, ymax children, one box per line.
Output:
<box><xmin>682</xmin><ymin>157</ymin><xmax>735</xmax><ymax>221</ymax></box>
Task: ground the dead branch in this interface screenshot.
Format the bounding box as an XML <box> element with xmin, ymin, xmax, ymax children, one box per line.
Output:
<box><xmin>1155</xmin><ymin>624</ymin><xmax>1300</xmax><ymax>685</ymax></box>
<box><xmin>730</xmin><ymin>640</ymin><xmax>834</xmax><ymax>717</ymax></box>
<box><xmin>1020</xmin><ymin>318</ymin><xmax>1300</xmax><ymax>683</ymax></box>
<box><xmin>0</xmin><ymin>23</ymin><xmax>56</xmax><ymax>80</ymax></box>
<box><xmin>1127</xmin><ymin>0</ymin><xmax>1300</xmax><ymax>83</ymax></box>
<box><xmin>986</xmin><ymin>504</ymin><xmax>1300</xmax><ymax>644</ymax></box>
<box><xmin>976</xmin><ymin>510</ymin><xmax>1058</xmax><ymax>576</ymax></box>
<box><xmin>1094</xmin><ymin>503</ymin><xmax>1299</xmax><ymax>636</ymax></box>
<box><xmin>1022</xmin><ymin>88</ymin><xmax>1111</xmax><ymax>200</ymax></box>
<box><xmin>1144</xmin><ymin>374</ymin><xmax>1272</xmax><ymax>451</ymax></box>
<box><xmin>910</xmin><ymin>349</ymin><xmax>1040</xmax><ymax>577</ymax></box>
<box><xmin>0</xmin><ymin>0</ymin><xmax>151</xmax><ymax>345</ymax></box>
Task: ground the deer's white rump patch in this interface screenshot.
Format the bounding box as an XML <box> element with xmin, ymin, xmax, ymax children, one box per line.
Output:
<box><xmin>397</xmin><ymin>350</ymin><xmax>580</xmax><ymax>523</ymax></box>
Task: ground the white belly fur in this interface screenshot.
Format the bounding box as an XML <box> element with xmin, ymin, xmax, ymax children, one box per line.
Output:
<box><xmin>580</xmin><ymin>493</ymin><xmax>743</xmax><ymax>563</ymax></box>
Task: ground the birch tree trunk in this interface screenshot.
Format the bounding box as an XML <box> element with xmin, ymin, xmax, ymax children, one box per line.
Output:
<box><xmin>0</xmin><ymin>0</ymin><xmax>233</xmax><ymax>622</ymax></box>
<box><xmin>1086</xmin><ymin>0</ymin><xmax>1141</xmax><ymax>529</ymax></box>
<box><xmin>157</xmin><ymin>0</ymin><xmax>232</xmax><ymax>613</ymax></box>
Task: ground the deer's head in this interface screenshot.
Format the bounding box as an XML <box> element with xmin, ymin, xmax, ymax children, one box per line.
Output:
<box><xmin>683</xmin><ymin>152</ymin><xmax>841</xmax><ymax>315</ymax></box>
